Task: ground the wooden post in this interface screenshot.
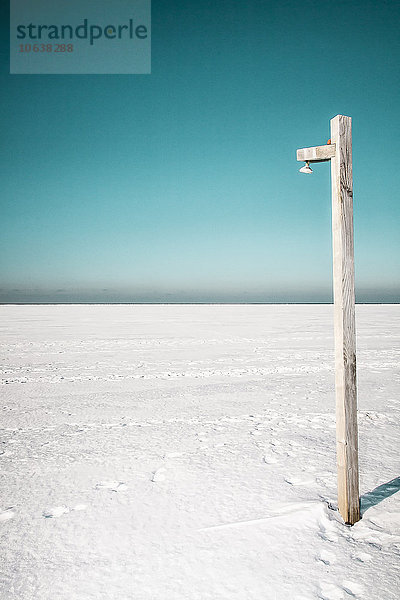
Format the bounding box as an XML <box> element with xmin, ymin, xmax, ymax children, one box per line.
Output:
<box><xmin>330</xmin><ymin>114</ymin><xmax>360</xmax><ymax>524</ymax></box>
<box><xmin>296</xmin><ymin>114</ymin><xmax>360</xmax><ymax>525</ymax></box>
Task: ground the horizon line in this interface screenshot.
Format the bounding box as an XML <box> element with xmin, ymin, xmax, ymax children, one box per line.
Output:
<box><xmin>1</xmin><ymin>302</ymin><xmax>398</xmax><ymax>306</ymax></box>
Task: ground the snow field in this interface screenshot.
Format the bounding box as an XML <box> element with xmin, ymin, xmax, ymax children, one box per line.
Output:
<box><xmin>0</xmin><ymin>304</ymin><xmax>399</xmax><ymax>599</ymax></box>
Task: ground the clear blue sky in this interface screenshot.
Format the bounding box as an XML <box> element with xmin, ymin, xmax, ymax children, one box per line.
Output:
<box><xmin>1</xmin><ymin>0</ymin><xmax>399</xmax><ymax>303</ymax></box>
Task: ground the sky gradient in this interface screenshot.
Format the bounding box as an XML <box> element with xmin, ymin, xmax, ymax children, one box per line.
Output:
<box><xmin>1</xmin><ymin>0</ymin><xmax>399</xmax><ymax>303</ymax></box>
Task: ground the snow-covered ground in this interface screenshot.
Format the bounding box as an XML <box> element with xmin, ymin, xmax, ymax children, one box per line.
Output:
<box><xmin>0</xmin><ymin>304</ymin><xmax>399</xmax><ymax>600</ymax></box>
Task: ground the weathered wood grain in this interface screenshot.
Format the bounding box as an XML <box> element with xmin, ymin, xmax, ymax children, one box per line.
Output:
<box><xmin>297</xmin><ymin>144</ymin><xmax>336</xmax><ymax>162</ymax></box>
<box><xmin>330</xmin><ymin>114</ymin><xmax>360</xmax><ymax>525</ymax></box>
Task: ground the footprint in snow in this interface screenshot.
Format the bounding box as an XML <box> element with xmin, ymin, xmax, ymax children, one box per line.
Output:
<box><xmin>318</xmin><ymin>529</ymin><xmax>339</xmax><ymax>543</ymax></box>
<box><xmin>263</xmin><ymin>454</ymin><xmax>278</xmax><ymax>465</ymax></box>
<box><xmin>95</xmin><ymin>481</ymin><xmax>128</xmax><ymax>492</ymax></box>
<box><xmin>72</xmin><ymin>504</ymin><xmax>87</xmax><ymax>511</ymax></box>
<box><xmin>151</xmin><ymin>467</ymin><xmax>167</xmax><ymax>482</ymax></box>
<box><xmin>250</xmin><ymin>429</ymin><xmax>263</xmax><ymax>436</ymax></box>
<box><xmin>0</xmin><ymin>508</ymin><xmax>15</xmax><ymax>522</ymax></box>
<box><xmin>42</xmin><ymin>504</ymin><xmax>86</xmax><ymax>518</ymax></box>
<box><xmin>317</xmin><ymin>549</ymin><xmax>336</xmax><ymax>565</ymax></box>
<box><xmin>43</xmin><ymin>505</ymin><xmax>69</xmax><ymax>518</ymax></box>
<box><xmin>318</xmin><ymin>582</ymin><xmax>344</xmax><ymax>600</ymax></box>
<box><xmin>342</xmin><ymin>581</ymin><xmax>364</xmax><ymax>597</ymax></box>
<box><xmin>353</xmin><ymin>551</ymin><xmax>372</xmax><ymax>563</ymax></box>
<box><xmin>163</xmin><ymin>452</ymin><xmax>182</xmax><ymax>459</ymax></box>
<box><xmin>285</xmin><ymin>475</ymin><xmax>316</xmax><ymax>486</ymax></box>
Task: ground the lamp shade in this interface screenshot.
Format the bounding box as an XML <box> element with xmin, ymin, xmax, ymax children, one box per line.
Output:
<box><xmin>299</xmin><ymin>162</ymin><xmax>313</xmax><ymax>174</ymax></box>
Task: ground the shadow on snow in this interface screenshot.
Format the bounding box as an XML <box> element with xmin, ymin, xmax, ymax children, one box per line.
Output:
<box><xmin>360</xmin><ymin>476</ymin><xmax>400</xmax><ymax>515</ymax></box>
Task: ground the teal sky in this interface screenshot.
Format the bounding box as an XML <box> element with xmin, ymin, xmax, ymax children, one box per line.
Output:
<box><xmin>1</xmin><ymin>0</ymin><xmax>399</xmax><ymax>303</ymax></box>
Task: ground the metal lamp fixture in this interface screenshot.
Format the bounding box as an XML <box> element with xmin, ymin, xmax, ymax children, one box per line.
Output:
<box><xmin>299</xmin><ymin>161</ymin><xmax>312</xmax><ymax>174</ymax></box>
